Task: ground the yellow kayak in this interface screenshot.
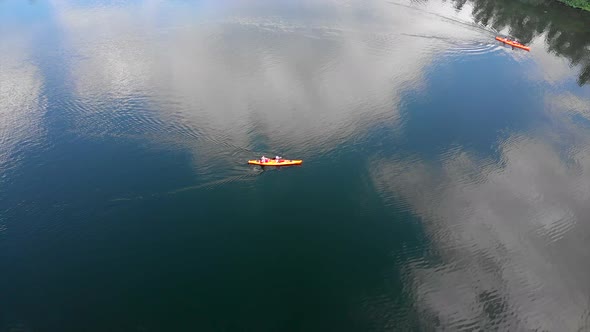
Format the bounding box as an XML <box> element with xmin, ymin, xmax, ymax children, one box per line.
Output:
<box><xmin>248</xmin><ymin>159</ymin><xmax>302</xmax><ymax>166</ymax></box>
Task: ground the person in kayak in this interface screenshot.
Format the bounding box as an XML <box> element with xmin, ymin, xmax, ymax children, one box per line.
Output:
<box><xmin>261</xmin><ymin>156</ymin><xmax>269</xmax><ymax>163</ymax></box>
<box><xmin>506</xmin><ymin>37</ymin><xmax>522</xmax><ymax>44</ymax></box>
<box><xmin>275</xmin><ymin>156</ymin><xmax>282</xmax><ymax>162</ymax></box>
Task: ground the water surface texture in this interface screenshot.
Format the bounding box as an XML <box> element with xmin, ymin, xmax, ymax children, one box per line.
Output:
<box><xmin>1</xmin><ymin>0</ymin><xmax>590</xmax><ymax>331</ymax></box>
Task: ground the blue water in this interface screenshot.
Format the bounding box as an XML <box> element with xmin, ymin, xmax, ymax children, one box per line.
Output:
<box><xmin>1</xmin><ymin>0</ymin><xmax>590</xmax><ymax>331</ymax></box>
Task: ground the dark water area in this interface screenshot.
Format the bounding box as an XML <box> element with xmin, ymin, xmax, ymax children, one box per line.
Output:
<box><xmin>1</xmin><ymin>0</ymin><xmax>590</xmax><ymax>331</ymax></box>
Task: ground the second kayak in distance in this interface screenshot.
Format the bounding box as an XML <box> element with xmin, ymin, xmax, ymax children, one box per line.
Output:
<box><xmin>495</xmin><ymin>36</ymin><xmax>531</xmax><ymax>51</ymax></box>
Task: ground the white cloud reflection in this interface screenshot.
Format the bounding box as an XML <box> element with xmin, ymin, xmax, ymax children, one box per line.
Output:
<box><xmin>371</xmin><ymin>94</ymin><xmax>590</xmax><ymax>330</ymax></box>
<box><xmin>51</xmin><ymin>0</ymin><xmax>493</xmax><ymax>166</ymax></box>
<box><xmin>529</xmin><ymin>33</ymin><xmax>577</xmax><ymax>84</ymax></box>
<box><xmin>0</xmin><ymin>36</ymin><xmax>45</xmax><ymax>174</ymax></box>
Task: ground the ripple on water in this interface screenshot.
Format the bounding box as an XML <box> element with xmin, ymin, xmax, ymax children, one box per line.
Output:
<box><xmin>444</xmin><ymin>42</ymin><xmax>504</xmax><ymax>58</ymax></box>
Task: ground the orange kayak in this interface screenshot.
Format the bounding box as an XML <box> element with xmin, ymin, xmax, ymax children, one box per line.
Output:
<box><xmin>496</xmin><ymin>37</ymin><xmax>530</xmax><ymax>51</ymax></box>
<box><xmin>248</xmin><ymin>159</ymin><xmax>302</xmax><ymax>166</ymax></box>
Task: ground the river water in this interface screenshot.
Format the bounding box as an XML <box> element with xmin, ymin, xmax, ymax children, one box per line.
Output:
<box><xmin>1</xmin><ymin>0</ymin><xmax>590</xmax><ymax>331</ymax></box>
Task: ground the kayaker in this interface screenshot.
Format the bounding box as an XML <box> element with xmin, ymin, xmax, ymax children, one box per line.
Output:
<box><xmin>507</xmin><ymin>37</ymin><xmax>521</xmax><ymax>44</ymax></box>
<box><xmin>275</xmin><ymin>156</ymin><xmax>281</xmax><ymax>162</ymax></box>
<box><xmin>261</xmin><ymin>156</ymin><xmax>268</xmax><ymax>163</ymax></box>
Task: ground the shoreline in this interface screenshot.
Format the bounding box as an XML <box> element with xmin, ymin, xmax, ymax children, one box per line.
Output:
<box><xmin>556</xmin><ymin>0</ymin><xmax>590</xmax><ymax>11</ymax></box>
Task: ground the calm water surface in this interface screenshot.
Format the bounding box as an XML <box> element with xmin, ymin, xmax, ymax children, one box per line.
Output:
<box><xmin>1</xmin><ymin>0</ymin><xmax>590</xmax><ymax>331</ymax></box>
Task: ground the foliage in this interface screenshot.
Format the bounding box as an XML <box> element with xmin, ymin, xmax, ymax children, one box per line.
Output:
<box><xmin>556</xmin><ymin>0</ymin><xmax>590</xmax><ymax>11</ymax></box>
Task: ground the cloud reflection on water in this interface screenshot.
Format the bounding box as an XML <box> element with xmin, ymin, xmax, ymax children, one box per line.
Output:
<box><xmin>51</xmin><ymin>0</ymin><xmax>495</xmax><ymax>165</ymax></box>
<box><xmin>371</xmin><ymin>93</ymin><xmax>590</xmax><ymax>331</ymax></box>
<box><xmin>0</xmin><ymin>35</ymin><xmax>45</xmax><ymax>175</ymax></box>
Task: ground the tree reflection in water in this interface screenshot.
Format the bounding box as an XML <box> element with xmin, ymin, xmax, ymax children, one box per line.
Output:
<box><xmin>423</xmin><ymin>0</ymin><xmax>590</xmax><ymax>85</ymax></box>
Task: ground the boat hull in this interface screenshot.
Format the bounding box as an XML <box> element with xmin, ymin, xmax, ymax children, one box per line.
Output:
<box><xmin>248</xmin><ymin>160</ymin><xmax>303</xmax><ymax>166</ymax></box>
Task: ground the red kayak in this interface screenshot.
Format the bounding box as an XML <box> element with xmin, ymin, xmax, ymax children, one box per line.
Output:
<box><xmin>496</xmin><ymin>36</ymin><xmax>530</xmax><ymax>51</ymax></box>
<box><xmin>248</xmin><ymin>159</ymin><xmax>302</xmax><ymax>166</ymax></box>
